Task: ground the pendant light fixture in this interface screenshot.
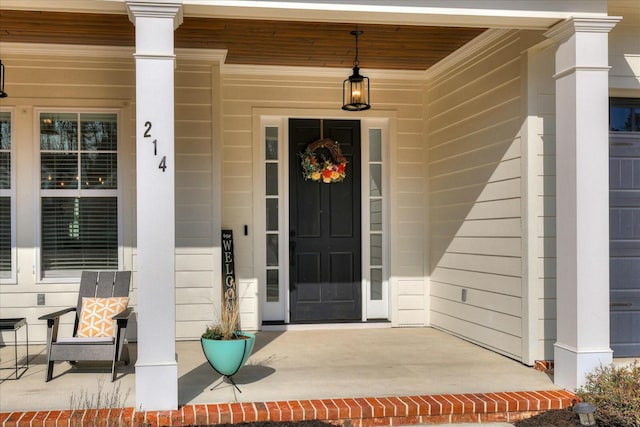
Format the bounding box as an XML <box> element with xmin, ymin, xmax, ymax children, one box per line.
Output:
<box><xmin>342</xmin><ymin>29</ymin><xmax>370</xmax><ymax>111</ymax></box>
<box><xmin>0</xmin><ymin>60</ymin><xmax>7</xmax><ymax>98</ymax></box>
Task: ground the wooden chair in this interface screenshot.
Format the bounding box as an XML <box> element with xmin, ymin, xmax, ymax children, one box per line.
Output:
<box><xmin>38</xmin><ymin>271</ymin><xmax>132</xmax><ymax>382</ymax></box>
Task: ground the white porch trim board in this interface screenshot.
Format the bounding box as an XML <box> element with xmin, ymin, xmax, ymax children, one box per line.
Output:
<box><xmin>127</xmin><ymin>0</ymin><xmax>183</xmax><ymax>411</ymax></box>
<box><xmin>0</xmin><ymin>0</ymin><xmax>608</xmax><ymax>30</ymax></box>
<box><xmin>545</xmin><ymin>16</ymin><xmax>620</xmax><ymax>391</ymax></box>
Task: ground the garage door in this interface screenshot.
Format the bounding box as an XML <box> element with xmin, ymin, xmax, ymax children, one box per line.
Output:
<box><xmin>609</xmin><ymin>98</ymin><xmax>640</xmax><ymax>357</ymax></box>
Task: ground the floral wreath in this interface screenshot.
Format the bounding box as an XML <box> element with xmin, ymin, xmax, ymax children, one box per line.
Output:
<box><xmin>299</xmin><ymin>138</ymin><xmax>347</xmax><ymax>183</ymax></box>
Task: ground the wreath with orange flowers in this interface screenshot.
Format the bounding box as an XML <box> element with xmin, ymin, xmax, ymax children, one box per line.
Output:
<box><xmin>299</xmin><ymin>138</ymin><xmax>347</xmax><ymax>183</ymax></box>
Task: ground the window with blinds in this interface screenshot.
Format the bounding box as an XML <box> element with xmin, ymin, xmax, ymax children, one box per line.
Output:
<box><xmin>0</xmin><ymin>111</ymin><xmax>11</xmax><ymax>280</ymax></box>
<box><xmin>39</xmin><ymin>112</ymin><xmax>119</xmax><ymax>278</ymax></box>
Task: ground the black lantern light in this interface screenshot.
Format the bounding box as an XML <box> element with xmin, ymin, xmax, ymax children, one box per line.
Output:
<box><xmin>0</xmin><ymin>60</ymin><xmax>7</xmax><ymax>98</ymax></box>
<box><xmin>342</xmin><ymin>29</ymin><xmax>370</xmax><ymax>111</ymax></box>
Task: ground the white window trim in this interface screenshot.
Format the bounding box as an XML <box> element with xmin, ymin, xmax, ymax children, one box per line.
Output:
<box><xmin>34</xmin><ymin>107</ymin><xmax>124</xmax><ymax>283</ymax></box>
<box><xmin>361</xmin><ymin>120</ymin><xmax>391</xmax><ymax>320</ymax></box>
<box><xmin>256</xmin><ymin>116</ymin><xmax>287</xmax><ymax>321</ymax></box>
<box><xmin>0</xmin><ymin>107</ymin><xmax>17</xmax><ymax>284</ymax></box>
<box><xmin>253</xmin><ymin>110</ymin><xmax>392</xmax><ymax>324</ymax></box>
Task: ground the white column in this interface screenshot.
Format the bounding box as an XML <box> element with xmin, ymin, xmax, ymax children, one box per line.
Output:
<box><xmin>126</xmin><ymin>0</ymin><xmax>183</xmax><ymax>411</ymax></box>
<box><xmin>545</xmin><ymin>17</ymin><xmax>619</xmax><ymax>391</ymax></box>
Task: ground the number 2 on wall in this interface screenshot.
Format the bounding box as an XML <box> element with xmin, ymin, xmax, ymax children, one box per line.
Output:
<box><xmin>143</xmin><ymin>121</ymin><xmax>167</xmax><ymax>172</ymax></box>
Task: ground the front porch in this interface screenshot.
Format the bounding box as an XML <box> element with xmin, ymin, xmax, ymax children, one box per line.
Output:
<box><xmin>1</xmin><ymin>327</ymin><xmax>572</xmax><ymax>425</ymax></box>
<box><xmin>1</xmin><ymin>0</ymin><xmax>638</xmax><ymax>415</ymax></box>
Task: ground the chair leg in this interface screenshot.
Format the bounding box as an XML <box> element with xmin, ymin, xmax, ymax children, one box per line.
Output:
<box><xmin>46</xmin><ymin>361</ymin><xmax>54</xmax><ymax>382</ymax></box>
<box><xmin>111</xmin><ymin>358</ymin><xmax>117</xmax><ymax>382</ymax></box>
<box><xmin>45</xmin><ymin>319</ymin><xmax>57</xmax><ymax>382</ymax></box>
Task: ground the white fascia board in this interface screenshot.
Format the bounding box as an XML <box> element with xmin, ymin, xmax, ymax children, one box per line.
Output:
<box><xmin>0</xmin><ymin>0</ymin><xmax>127</xmax><ymax>14</ymax></box>
<box><xmin>0</xmin><ymin>42</ymin><xmax>134</xmax><ymax>58</ymax></box>
<box><xmin>182</xmin><ymin>0</ymin><xmax>607</xmax><ymax>30</ymax></box>
<box><xmin>222</xmin><ymin>63</ymin><xmax>425</xmax><ymax>80</ymax></box>
<box><xmin>1</xmin><ymin>0</ymin><xmax>609</xmax><ymax>30</ymax></box>
<box><xmin>0</xmin><ymin>42</ymin><xmax>227</xmax><ymax>64</ymax></box>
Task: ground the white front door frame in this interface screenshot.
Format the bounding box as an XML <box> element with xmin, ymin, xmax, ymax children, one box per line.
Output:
<box><xmin>253</xmin><ymin>109</ymin><xmax>394</xmax><ymax>325</ymax></box>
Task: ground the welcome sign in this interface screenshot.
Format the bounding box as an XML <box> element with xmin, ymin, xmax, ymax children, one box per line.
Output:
<box><xmin>221</xmin><ymin>229</ymin><xmax>236</xmax><ymax>306</ymax></box>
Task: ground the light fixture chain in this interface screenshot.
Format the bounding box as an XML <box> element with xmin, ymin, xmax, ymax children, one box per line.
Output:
<box><xmin>354</xmin><ymin>31</ymin><xmax>359</xmax><ymax>67</ymax></box>
<box><xmin>351</xmin><ymin>29</ymin><xmax>362</xmax><ymax>68</ymax></box>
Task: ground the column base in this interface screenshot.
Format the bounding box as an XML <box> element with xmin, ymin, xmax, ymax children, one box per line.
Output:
<box><xmin>554</xmin><ymin>342</ymin><xmax>612</xmax><ymax>391</ymax></box>
<box><xmin>135</xmin><ymin>360</ymin><xmax>178</xmax><ymax>411</ymax></box>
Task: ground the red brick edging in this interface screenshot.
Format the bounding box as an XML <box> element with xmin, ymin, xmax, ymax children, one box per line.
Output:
<box><xmin>0</xmin><ymin>390</ymin><xmax>575</xmax><ymax>427</ymax></box>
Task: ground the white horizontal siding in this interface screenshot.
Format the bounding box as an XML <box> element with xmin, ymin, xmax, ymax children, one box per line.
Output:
<box><xmin>427</xmin><ymin>30</ymin><xmax>528</xmax><ymax>361</ymax></box>
<box><xmin>395</xmin><ymin>278</ymin><xmax>427</xmax><ymax>326</ymax></box>
<box><xmin>527</xmin><ymin>45</ymin><xmax>557</xmax><ymax>361</ymax></box>
<box><xmin>239</xmin><ymin>279</ymin><xmax>259</xmax><ymax>330</ymax></box>
<box><xmin>221</xmin><ymin>71</ymin><xmax>428</xmax><ymax>325</ymax></box>
<box><xmin>0</xmin><ymin>51</ymin><xmax>221</xmax><ymax>342</ymax></box>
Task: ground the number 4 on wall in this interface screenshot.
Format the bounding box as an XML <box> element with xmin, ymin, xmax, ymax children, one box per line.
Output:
<box><xmin>159</xmin><ymin>156</ymin><xmax>167</xmax><ymax>172</ymax></box>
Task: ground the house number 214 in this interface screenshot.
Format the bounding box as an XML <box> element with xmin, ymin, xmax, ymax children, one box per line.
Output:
<box><xmin>143</xmin><ymin>121</ymin><xmax>167</xmax><ymax>172</ymax></box>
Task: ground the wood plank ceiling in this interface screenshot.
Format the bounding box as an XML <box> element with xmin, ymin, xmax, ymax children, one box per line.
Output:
<box><xmin>0</xmin><ymin>10</ymin><xmax>486</xmax><ymax>70</ymax></box>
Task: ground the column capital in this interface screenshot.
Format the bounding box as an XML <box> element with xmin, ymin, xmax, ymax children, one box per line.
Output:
<box><xmin>126</xmin><ymin>0</ymin><xmax>183</xmax><ymax>29</ymax></box>
<box><xmin>544</xmin><ymin>16</ymin><xmax>621</xmax><ymax>42</ymax></box>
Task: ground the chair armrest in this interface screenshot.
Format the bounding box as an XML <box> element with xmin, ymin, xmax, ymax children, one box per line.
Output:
<box><xmin>38</xmin><ymin>307</ymin><xmax>75</xmax><ymax>321</ymax></box>
<box><xmin>113</xmin><ymin>307</ymin><xmax>133</xmax><ymax>321</ymax></box>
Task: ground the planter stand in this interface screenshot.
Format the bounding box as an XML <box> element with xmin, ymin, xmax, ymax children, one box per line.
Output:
<box><xmin>200</xmin><ymin>332</ymin><xmax>256</xmax><ymax>393</ymax></box>
<box><xmin>219</xmin><ymin>373</ymin><xmax>242</xmax><ymax>393</ymax></box>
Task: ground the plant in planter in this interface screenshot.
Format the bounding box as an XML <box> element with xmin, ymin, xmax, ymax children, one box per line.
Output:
<box><xmin>200</xmin><ymin>296</ymin><xmax>256</xmax><ymax>393</ymax></box>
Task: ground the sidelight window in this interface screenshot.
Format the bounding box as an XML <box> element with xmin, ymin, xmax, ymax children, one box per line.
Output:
<box><xmin>0</xmin><ymin>111</ymin><xmax>14</xmax><ymax>282</ymax></box>
<box><xmin>265</xmin><ymin>126</ymin><xmax>280</xmax><ymax>302</ymax></box>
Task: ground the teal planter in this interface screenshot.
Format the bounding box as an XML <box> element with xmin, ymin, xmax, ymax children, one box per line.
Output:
<box><xmin>200</xmin><ymin>332</ymin><xmax>256</xmax><ymax>377</ymax></box>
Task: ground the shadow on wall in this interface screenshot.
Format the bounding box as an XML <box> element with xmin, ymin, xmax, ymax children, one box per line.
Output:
<box><xmin>427</xmin><ymin>68</ymin><xmax>531</xmax><ymax>360</ymax></box>
<box><xmin>429</xmin><ymin>130</ymin><xmax>524</xmax><ymax>270</ymax></box>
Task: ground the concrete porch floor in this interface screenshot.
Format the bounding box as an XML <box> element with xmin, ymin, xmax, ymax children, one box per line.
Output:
<box><xmin>1</xmin><ymin>327</ymin><xmax>559</xmax><ymax>413</ymax></box>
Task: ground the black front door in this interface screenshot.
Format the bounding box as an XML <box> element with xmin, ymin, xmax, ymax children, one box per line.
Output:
<box><xmin>289</xmin><ymin>118</ymin><xmax>361</xmax><ymax>322</ymax></box>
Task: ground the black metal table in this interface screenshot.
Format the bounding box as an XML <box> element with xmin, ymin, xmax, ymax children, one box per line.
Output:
<box><xmin>0</xmin><ymin>317</ymin><xmax>29</xmax><ymax>379</ymax></box>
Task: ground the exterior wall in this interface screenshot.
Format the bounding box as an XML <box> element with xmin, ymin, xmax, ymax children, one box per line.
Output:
<box><xmin>220</xmin><ymin>68</ymin><xmax>428</xmax><ymax>326</ymax></box>
<box><xmin>173</xmin><ymin>57</ymin><xmax>221</xmax><ymax>339</ymax></box>
<box><xmin>525</xmin><ymin>45</ymin><xmax>557</xmax><ymax>362</ymax></box>
<box><xmin>0</xmin><ymin>46</ymin><xmax>221</xmax><ymax>343</ymax></box>
<box><xmin>2</xmin><ymin>4</ymin><xmax>635</xmax><ymax>346</ymax></box>
<box><xmin>0</xmin><ymin>48</ymin><xmax>430</xmax><ymax>344</ymax></box>
<box><xmin>609</xmin><ymin>8</ymin><xmax>640</xmax><ymax>93</ymax></box>
<box><xmin>426</xmin><ymin>30</ymin><xmax>541</xmax><ymax>362</ymax></box>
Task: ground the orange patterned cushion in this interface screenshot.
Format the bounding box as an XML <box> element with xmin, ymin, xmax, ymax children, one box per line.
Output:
<box><xmin>76</xmin><ymin>297</ymin><xmax>129</xmax><ymax>338</ymax></box>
